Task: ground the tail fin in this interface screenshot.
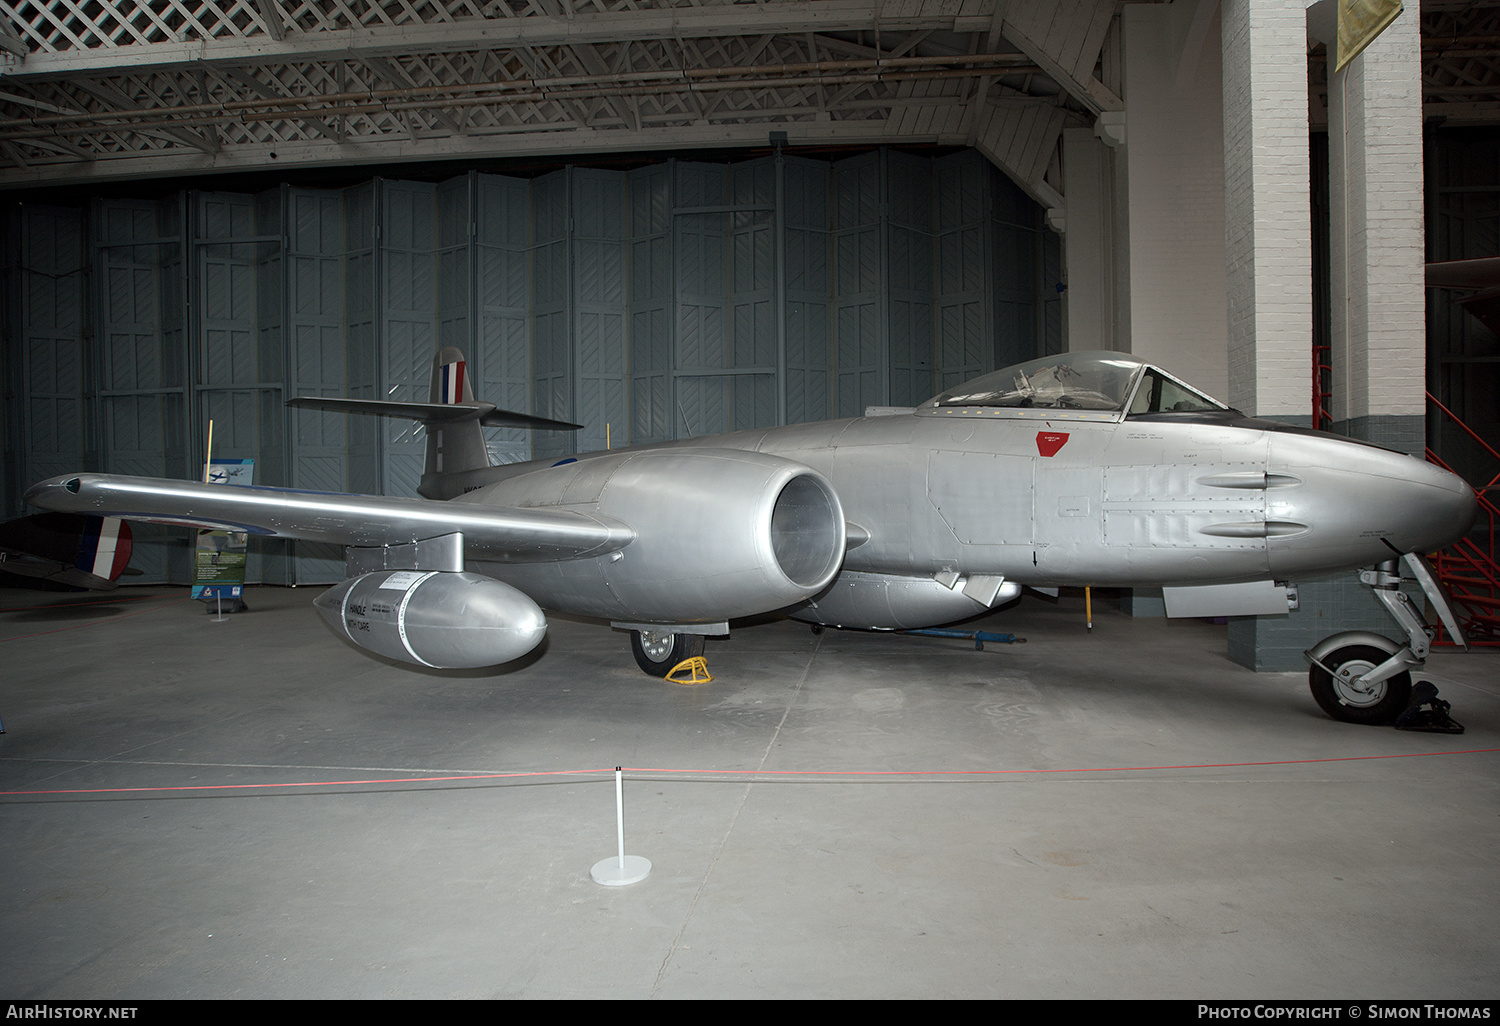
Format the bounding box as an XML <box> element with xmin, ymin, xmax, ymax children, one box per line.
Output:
<box><xmin>425</xmin><ymin>346</ymin><xmax>490</xmax><ymax>479</ymax></box>
<box><xmin>0</xmin><ymin>512</ymin><xmax>134</xmax><ymax>590</ymax></box>
<box><xmin>432</xmin><ymin>346</ymin><xmax>475</xmax><ymax>406</ymax></box>
<box><xmin>286</xmin><ymin>346</ymin><xmax>582</xmax><ymax>496</ymax></box>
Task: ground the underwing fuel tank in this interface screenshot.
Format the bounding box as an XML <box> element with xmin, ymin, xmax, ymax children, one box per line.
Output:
<box><xmin>315</xmin><ymin>570</ymin><xmax>546</xmax><ymax>668</ymax></box>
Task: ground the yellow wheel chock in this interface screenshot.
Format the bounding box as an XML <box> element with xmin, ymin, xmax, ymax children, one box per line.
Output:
<box><xmin>666</xmin><ymin>656</ymin><xmax>713</xmax><ymax>685</ymax></box>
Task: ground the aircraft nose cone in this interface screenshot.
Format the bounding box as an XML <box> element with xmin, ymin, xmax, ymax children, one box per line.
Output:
<box><xmin>1267</xmin><ymin>435</ymin><xmax>1479</xmax><ymax>574</ymax></box>
<box><xmin>1384</xmin><ymin>456</ymin><xmax>1478</xmax><ymax>553</ymax></box>
<box><xmin>1428</xmin><ymin>468</ymin><xmax>1480</xmax><ymax>550</ymax></box>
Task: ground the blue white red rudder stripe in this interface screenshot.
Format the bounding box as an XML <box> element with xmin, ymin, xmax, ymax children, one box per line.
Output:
<box><xmin>77</xmin><ymin>517</ymin><xmax>132</xmax><ymax>581</ymax></box>
<box><xmin>440</xmin><ymin>359</ymin><xmax>466</xmax><ymax>405</ymax></box>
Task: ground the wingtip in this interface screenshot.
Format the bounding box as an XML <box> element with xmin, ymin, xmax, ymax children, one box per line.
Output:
<box><xmin>24</xmin><ymin>474</ymin><xmax>82</xmax><ymax>509</ymax></box>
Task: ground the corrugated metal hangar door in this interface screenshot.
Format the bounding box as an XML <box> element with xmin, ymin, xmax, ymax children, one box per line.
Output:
<box><xmin>2</xmin><ymin>148</ymin><xmax>1059</xmax><ymax>584</ymax></box>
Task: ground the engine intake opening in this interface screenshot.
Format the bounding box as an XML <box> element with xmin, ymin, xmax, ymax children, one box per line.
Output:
<box><xmin>770</xmin><ymin>474</ymin><xmax>843</xmax><ymax>589</ymax></box>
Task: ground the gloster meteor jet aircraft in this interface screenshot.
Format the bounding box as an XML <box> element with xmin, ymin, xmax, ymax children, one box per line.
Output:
<box><xmin>26</xmin><ymin>349</ymin><xmax>1477</xmax><ymax>724</ymax></box>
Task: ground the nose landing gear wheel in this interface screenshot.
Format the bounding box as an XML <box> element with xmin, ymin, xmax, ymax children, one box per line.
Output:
<box><xmin>631</xmin><ymin>629</ymin><xmax>706</xmax><ymax>677</ymax></box>
<box><xmin>1309</xmin><ymin>644</ymin><xmax>1413</xmax><ymax>725</ymax></box>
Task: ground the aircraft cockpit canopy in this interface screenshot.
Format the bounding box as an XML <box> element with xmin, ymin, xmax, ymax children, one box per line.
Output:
<box><xmin>917</xmin><ymin>351</ymin><xmax>1228</xmax><ymax>423</ymax></box>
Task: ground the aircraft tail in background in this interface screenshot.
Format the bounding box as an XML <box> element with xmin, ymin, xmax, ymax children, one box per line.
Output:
<box><xmin>286</xmin><ymin>346</ymin><xmax>581</xmax><ymax>494</ymax></box>
<box><xmin>0</xmin><ymin>512</ymin><xmax>134</xmax><ymax>590</ymax></box>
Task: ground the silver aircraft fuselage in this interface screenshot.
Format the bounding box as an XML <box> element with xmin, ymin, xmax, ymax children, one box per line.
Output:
<box><xmin>446</xmin><ymin>375</ymin><xmax>1475</xmax><ymax>632</ymax></box>
<box><xmin>744</xmin><ymin>408</ymin><xmax>1473</xmax><ymax>586</ymax></box>
<box><xmin>24</xmin><ymin>350</ymin><xmax>1479</xmax><ymax>642</ymax></box>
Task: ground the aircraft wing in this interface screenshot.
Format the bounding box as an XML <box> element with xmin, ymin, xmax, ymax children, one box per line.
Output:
<box><xmin>23</xmin><ymin>473</ymin><xmax>634</xmax><ymax>563</ymax></box>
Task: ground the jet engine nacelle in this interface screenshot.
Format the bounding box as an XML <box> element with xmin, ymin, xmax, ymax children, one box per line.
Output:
<box><xmin>470</xmin><ymin>448</ymin><xmax>847</xmax><ymax>625</ymax></box>
<box><xmin>315</xmin><ymin>570</ymin><xmax>546</xmax><ymax>668</ymax></box>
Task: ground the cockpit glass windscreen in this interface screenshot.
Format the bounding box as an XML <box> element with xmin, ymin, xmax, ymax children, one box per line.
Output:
<box><xmin>929</xmin><ymin>353</ymin><xmax>1145</xmax><ymax>412</ymax></box>
<box><xmin>1127</xmin><ymin>369</ymin><xmax>1227</xmax><ymax>415</ymax></box>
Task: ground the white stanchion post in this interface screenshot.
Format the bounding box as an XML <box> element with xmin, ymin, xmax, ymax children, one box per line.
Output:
<box><xmin>591</xmin><ymin>765</ymin><xmax>651</xmax><ymax>886</ymax></box>
<box><xmin>614</xmin><ymin>766</ymin><xmax>625</xmax><ymax>867</ymax></box>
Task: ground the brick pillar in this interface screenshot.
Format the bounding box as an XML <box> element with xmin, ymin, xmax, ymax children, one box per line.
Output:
<box><xmin>1327</xmin><ymin>4</ymin><xmax>1426</xmax><ymax>455</ymax></box>
<box><xmin>1220</xmin><ymin>0</ymin><xmax>1312</xmax><ymax>421</ymax></box>
<box><xmin>1061</xmin><ymin>126</ymin><xmax>1119</xmax><ymax>353</ymax></box>
<box><xmin>1120</xmin><ymin>0</ymin><xmax>1226</xmax><ymax>396</ymax></box>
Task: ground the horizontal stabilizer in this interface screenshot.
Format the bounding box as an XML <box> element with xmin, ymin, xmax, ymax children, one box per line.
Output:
<box><xmin>287</xmin><ymin>396</ymin><xmax>582</xmax><ymax>431</ymax></box>
<box><xmin>25</xmin><ymin>474</ymin><xmax>633</xmax><ymax>564</ymax></box>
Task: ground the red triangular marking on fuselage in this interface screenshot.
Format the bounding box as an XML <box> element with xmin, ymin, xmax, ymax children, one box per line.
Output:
<box><xmin>1036</xmin><ymin>431</ymin><xmax>1070</xmax><ymax>457</ymax></box>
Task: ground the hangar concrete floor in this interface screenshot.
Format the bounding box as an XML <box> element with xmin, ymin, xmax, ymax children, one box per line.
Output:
<box><xmin>0</xmin><ymin>582</ymin><xmax>1496</xmax><ymax>1000</ymax></box>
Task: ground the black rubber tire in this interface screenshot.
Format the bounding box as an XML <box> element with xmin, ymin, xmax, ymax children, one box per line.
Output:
<box><xmin>630</xmin><ymin>630</ymin><xmax>706</xmax><ymax>677</ymax></box>
<box><xmin>1308</xmin><ymin>643</ymin><xmax>1412</xmax><ymax>725</ymax></box>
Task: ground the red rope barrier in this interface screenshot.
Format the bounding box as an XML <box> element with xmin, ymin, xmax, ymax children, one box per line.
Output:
<box><xmin>4</xmin><ymin>748</ymin><xmax>1495</xmax><ymax>798</ymax></box>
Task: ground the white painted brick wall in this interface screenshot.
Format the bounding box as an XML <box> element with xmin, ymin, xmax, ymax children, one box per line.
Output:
<box><xmin>1062</xmin><ymin>126</ymin><xmax>1116</xmax><ymax>352</ymax></box>
<box><xmin>1327</xmin><ymin>4</ymin><xmax>1425</xmax><ymax>421</ymax></box>
<box><xmin>1121</xmin><ymin>2</ymin><xmax>1229</xmax><ymax>400</ymax></box>
<box><xmin>1221</xmin><ymin>0</ymin><xmax>1313</xmax><ymax>419</ymax></box>
<box><xmin>1115</xmin><ymin>0</ymin><xmax>1420</xmax><ymax>419</ymax></box>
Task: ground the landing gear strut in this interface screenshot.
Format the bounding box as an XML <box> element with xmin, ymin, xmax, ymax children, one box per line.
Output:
<box><xmin>1305</xmin><ymin>554</ymin><xmax>1468</xmax><ymax>725</ymax></box>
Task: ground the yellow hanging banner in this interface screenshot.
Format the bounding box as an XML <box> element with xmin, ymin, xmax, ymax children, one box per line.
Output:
<box><xmin>1335</xmin><ymin>0</ymin><xmax>1404</xmax><ymax>74</ymax></box>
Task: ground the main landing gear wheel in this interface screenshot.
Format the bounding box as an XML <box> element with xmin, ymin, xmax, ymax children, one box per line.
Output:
<box><xmin>1308</xmin><ymin>644</ymin><xmax>1413</xmax><ymax>725</ymax></box>
<box><xmin>631</xmin><ymin>629</ymin><xmax>706</xmax><ymax>677</ymax></box>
